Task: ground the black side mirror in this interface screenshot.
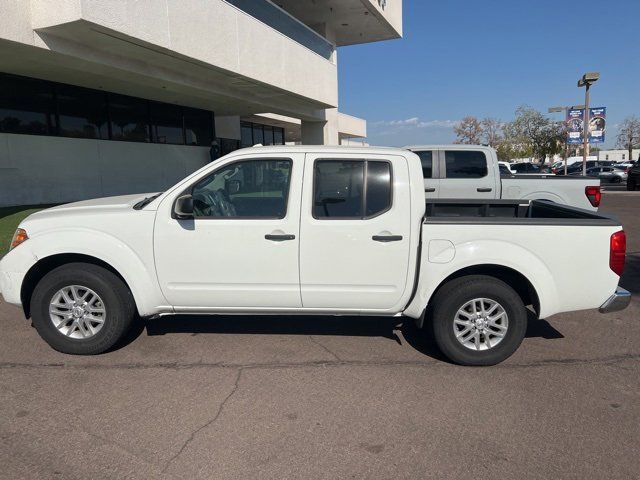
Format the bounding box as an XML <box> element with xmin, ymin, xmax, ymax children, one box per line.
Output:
<box><xmin>174</xmin><ymin>194</ymin><xmax>194</xmax><ymax>219</ymax></box>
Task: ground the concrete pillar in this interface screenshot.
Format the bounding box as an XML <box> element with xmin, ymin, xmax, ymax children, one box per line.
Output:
<box><xmin>301</xmin><ymin>108</ymin><xmax>339</xmax><ymax>145</ymax></box>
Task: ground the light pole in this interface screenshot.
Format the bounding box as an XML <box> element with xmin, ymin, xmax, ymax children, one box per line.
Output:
<box><xmin>577</xmin><ymin>72</ymin><xmax>600</xmax><ymax>176</ymax></box>
<box><xmin>548</xmin><ymin>105</ymin><xmax>585</xmax><ymax>175</ymax></box>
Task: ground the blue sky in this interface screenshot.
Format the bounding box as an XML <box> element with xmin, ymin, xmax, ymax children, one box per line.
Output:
<box><xmin>338</xmin><ymin>0</ymin><xmax>640</xmax><ymax>148</ymax></box>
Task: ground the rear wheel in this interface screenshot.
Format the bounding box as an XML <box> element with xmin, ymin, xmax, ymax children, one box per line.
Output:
<box><xmin>430</xmin><ymin>275</ymin><xmax>527</xmax><ymax>366</ymax></box>
<box><xmin>30</xmin><ymin>263</ymin><xmax>136</xmax><ymax>355</ymax></box>
<box><xmin>627</xmin><ymin>178</ymin><xmax>637</xmax><ymax>191</ymax></box>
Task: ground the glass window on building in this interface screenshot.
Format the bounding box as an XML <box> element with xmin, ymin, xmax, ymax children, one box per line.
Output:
<box><xmin>57</xmin><ymin>85</ymin><xmax>108</xmax><ymax>139</ymax></box>
<box><xmin>184</xmin><ymin>107</ymin><xmax>213</xmax><ymax>146</ymax></box>
<box><xmin>252</xmin><ymin>123</ymin><xmax>264</xmax><ymax>145</ymax></box>
<box><xmin>274</xmin><ymin>127</ymin><xmax>284</xmax><ymax>145</ymax></box>
<box><xmin>263</xmin><ymin>125</ymin><xmax>274</xmax><ymax>145</ymax></box>
<box><xmin>150</xmin><ymin>102</ymin><xmax>184</xmax><ymax>144</ymax></box>
<box><xmin>109</xmin><ymin>94</ymin><xmax>150</xmax><ymax>142</ymax></box>
<box><xmin>241</xmin><ymin>122</ymin><xmax>253</xmax><ymax>147</ymax></box>
<box><xmin>0</xmin><ymin>74</ymin><xmax>56</xmax><ymax>135</ymax></box>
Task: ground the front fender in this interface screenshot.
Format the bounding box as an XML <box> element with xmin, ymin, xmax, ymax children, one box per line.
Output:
<box><xmin>404</xmin><ymin>239</ymin><xmax>559</xmax><ymax>320</ymax></box>
<box><xmin>2</xmin><ymin>227</ymin><xmax>169</xmax><ymax>317</ymax></box>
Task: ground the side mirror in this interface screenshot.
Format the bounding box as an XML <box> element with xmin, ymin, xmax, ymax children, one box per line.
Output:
<box><xmin>174</xmin><ymin>194</ymin><xmax>194</xmax><ymax>219</ymax></box>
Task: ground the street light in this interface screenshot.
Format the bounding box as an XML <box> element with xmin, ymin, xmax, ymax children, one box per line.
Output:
<box><xmin>577</xmin><ymin>72</ymin><xmax>600</xmax><ymax>176</ymax></box>
<box><xmin>548</xmin><ymin>105</ymin><xmax>585</xmax><ymax>175</ymax></box>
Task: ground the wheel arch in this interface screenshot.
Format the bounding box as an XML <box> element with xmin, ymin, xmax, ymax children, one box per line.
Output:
<box><xmin>20</xmin><ymin>253</ymin><xmax>137</xmax><ymax>319</ymax></box>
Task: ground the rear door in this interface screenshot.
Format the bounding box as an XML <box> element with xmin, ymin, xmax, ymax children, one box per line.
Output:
<box><xmin>438</xmin><ymin>148</ymin><xmax>497</xmax><ymax>199</ymax></box>
<box><xmin>414</xmin><ymin>149</ymin><xmax>440</xmax><ymax>198</ymax></box>
<box><xmin>299</xmin><ymin>152</ymin><xmax>412</xmax><ymax>311</ymax></box>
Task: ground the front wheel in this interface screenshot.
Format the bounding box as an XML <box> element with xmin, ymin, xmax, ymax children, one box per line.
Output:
<box><xmin>30</xmin><ymin>263</ymin><xmax>136</xmax><ymax>355</ymax></box>
<box><xmin>430</xmin><ymin>275</ymin><xmax>527</xmax><ymax>366</ymax></box>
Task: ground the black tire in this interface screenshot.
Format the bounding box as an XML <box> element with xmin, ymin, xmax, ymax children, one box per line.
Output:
<box><xmin>30</xmin><ymin>263</ymin><xmax>136</xmax><ymax>355</ymax></box>
<box><xmin>430</xmin><ymin>275</ymin><xmax>527</xmax><ymax>366</ymax></box>
<box><xmin>611</xmin><ymin>176</ymin><xmax>622</xmax><ymax>184</ymax></box>
<box><xmin>627</xmin><ymin>178</ymin><xmax>636</xmax><ymax>191</ymax></box>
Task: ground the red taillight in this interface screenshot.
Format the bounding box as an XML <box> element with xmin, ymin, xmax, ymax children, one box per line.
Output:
<box><xmin>585</xmin><ymin>186</ymin><xmax>601</xmax><ymax>208</ymax></box>
<box><xmin>610</xmin><ymin>230</ymin><xmax>626</xmax><ymax>276</ymax></box>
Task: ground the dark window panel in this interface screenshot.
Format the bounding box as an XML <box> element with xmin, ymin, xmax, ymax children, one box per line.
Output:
<box><xmin>263</xmin><ymin>125</ymin><xmax>274</xmax><ymax>145</ymax></box>
<box><xmin>444</xmin><ymin>150</ymin><xmax>488</xmax><ymax>178</ymax></box>
<box><xmin>241</xmin><ymin>122</ymin><xmax>253</xmax><ymax>147</ymax></box>
<box><xmin>252</xmin><ymin>124</ymin><xmax>264</xmax><ymax>145</ymax></box>
<box><xmin>416</xmin><ymin>151</ymin><xmax>433</xmax><ymax>178</ymax></box>
<box><xmin>366</xmin><ymin>161</ymin><xmax>392</xmax><ymax>217</ymax></box>
<box><xmin>57</xmin><ymin>85</ymin><xmax>108</xmax><ymax>139</ymax></box>
<box><xmin>313</xmin><ymin>160</ymin><xmax>364</xmax><ymax>218</ymax></box>
<box><xmin>0</xmin><ymin>74</ymin><xmax>56</xmax><ymax>135</ymax></box>
<box><xmin>150</xmin><ymin>102</ymin><xmax>184</xmax><ymax>145</ymax></box>
<box><xmin>109</xmin><ymin>93</ymin><xmax>150</xmax><ymax>142</ymax></box>
<box><xmin>184</xmin><ymin>107</ymin><xmax>213</xmax><ymax>146</ymax></box>
<box><xmin>274</xmin><ymin>127</ymin><xmax>284</xmax><ymax>145</ymax></box>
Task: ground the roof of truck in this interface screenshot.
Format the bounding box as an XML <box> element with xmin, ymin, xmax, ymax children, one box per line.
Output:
<box><xmin>232</xmin><ymin>145</ymin><xmax>408</xmax><ymax>155</ymax></box>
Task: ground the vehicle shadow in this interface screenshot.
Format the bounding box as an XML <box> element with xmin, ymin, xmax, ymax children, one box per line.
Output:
<box><xmin>112</xmin><ymin>309</ymin><xmax>564</xmax><ymax>360</ymax></box>
<box><xmin>621</xmin><ymin>254</ymin><xmax>640</xmax><ymax>294</ymax></box>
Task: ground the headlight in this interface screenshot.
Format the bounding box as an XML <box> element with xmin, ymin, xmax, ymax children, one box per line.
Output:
<box><xmin>10</xmin><ymin>228</ymin><xmax>28</xmax><ymax>250</ymax></box>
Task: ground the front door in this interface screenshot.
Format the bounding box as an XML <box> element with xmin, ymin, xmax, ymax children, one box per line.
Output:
<box><xmin>153</xmin><ymin>153</ymin><xmax>303</xmax><ymax>309</ymax></box>
<box><xmin>299</xmin><ymin>153</ymin><xmax>412</xmax><ymax>311</ymax></box>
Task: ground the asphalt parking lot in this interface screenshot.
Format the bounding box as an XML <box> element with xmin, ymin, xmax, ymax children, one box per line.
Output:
<box><xmin>1</xmin><ymin>193</ymin><xmax>639</xmax><ymax>480</ymax></box>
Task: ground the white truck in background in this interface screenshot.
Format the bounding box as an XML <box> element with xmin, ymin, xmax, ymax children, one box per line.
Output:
<box><xmin>407</xmin><ymin>145</ymin><xmax>602</xmax><ymax>210</ymax></box>
<box><xmin>0</xmin><ymin>146</ymin><xmax>629</xmax><ymax>365</ymax></box>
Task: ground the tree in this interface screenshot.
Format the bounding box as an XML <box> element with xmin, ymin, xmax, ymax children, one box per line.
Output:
<box><xmin>616</xmin><ymin>116</ymin><xmax>640</xmax><ymax>162</ymax></box>
<box><xmin>480</xmin><ymin>117</ymin><xmax>503</xmax><ymax>147</ymax></box>
<box><xmin>454</xmin><ymin>116</ymin><xmax>483</xmax><ymax>144</ymax></box>
<box><xmin>501</xmin><ymin>106</ymin><xmax>565</xmax><ymax>163</ymax></box>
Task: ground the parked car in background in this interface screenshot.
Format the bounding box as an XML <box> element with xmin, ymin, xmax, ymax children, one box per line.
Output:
<box><xmin>498</xmin><ymin>161</ymin><xmax>515</xmax><ymax>175</ymax></box>
<box><xmin>407</xmin><ymin>145</ymin><xmax>601</xmax><ymax>210</ymax></box>
<box><xmin>511</xmin><ymin>162</ymin><xmax>540</xmax><ymax>174</ymax></box>
<box><xmin>578</xmin><ymin>166</ymin><xmax>628</xmax><ymax>184</ymax></box>
<box><xmin>0</xmin><ymin>146</ymin><xmax>629</xmax><ymax>365</ymax></box>
<box><xmin>627</xmin><ymin>162</ymin><xmax>640</xmax><ymax>190</ymax></box>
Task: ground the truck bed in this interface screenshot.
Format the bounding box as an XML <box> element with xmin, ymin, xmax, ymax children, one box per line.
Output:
<box><xmin>424</xmin><ymin>199</ymin><xmax>617</xmax><ymax>225</ymax></box>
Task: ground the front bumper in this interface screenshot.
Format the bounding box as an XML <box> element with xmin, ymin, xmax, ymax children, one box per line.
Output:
<box><xmin>599</xmin><ymin>287</ymin><xmax>631</xmax><ymax>313</ymax></box>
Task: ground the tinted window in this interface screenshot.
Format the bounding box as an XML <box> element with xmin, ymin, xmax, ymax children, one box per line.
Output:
<box><xmin>109</xmin><ymin>94</ymin><xmax>150</xmax><ymax>142</ymax></box>
<box><xmin>313</xmin><ymin>160</ymin><xmax>393</xmax><ymax>219</ymax></box>
<box><xmin>241</xmin><ymin>122</ymin><xmax>253</xmax><ymax>147</ymax></box>
<box><xmin>499</xmin><ymin>164</ymin><xmax>511</xmax><ymax>176</ymax></box>
<box><xmin>57</xmin><ymin>85</ymin><xmax>108</xmax><ymax>139</ymax></box>
<box><xmin>415</xmin><ymin>151</ymin><xmax>433</xmax><ymax>178</ymax></box>
<box><xmin>263</xmin><ymin>125</ymin><xmax>274</xmax><ymax>145</ymax></box>
<box><xmin>184</xmin><ymin>107</ymin><xmax>213</xmax><ymax>146</ymax></box>
<box><xmin>0</xmin><ymin>75</ymin><xmax>55</xmax><ymax>135</ymax></box>
<box><xmin>150</xmin><ymin>102</ymin><xmax>183</xmax><ymax>144</ymax></box>
<box><xmin>252</xmin><ymin>124</ymin><xmax>264</xmax><ymax>145</ymax></box>
<box><xmin>366</xmin><ymin>162</ymin><xmax>392</xmax><ymax>217</ymax></box>
<box><xmin>445</xmin><ymin>151</ymin><xmax>488</xmax><ymax>178</ymax></box>
<box><xmin>274</xmin><ymin>127</ymin><xmax>284</xmax><ymax>145</ymax></box>
<box><xmin>191</xmin><ymin>159</ymin><xmax>292</xmax><ymax>218</ymax></box>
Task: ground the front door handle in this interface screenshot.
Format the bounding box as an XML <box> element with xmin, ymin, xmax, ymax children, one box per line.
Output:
<box><xmin>265</xmin><ymin>234</ymin><xmax>295</xmax><ymax>241</ymax></box>
<box><xmin>477</xmin><ymin>187</ymin><xmax>493</xmax><ymax>192</ymax></box>
<box><xmin>425</xmin><ymin>188</ymin><xmax>436</xmax><ymax>192</ymax></box>
<box><xmin>372</xmin><ymin>235</ymin><xmax>403</xmax><ymax>242</ymax></box>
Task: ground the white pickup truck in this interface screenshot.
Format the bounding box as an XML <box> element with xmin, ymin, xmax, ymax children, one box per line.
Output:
<box><xmin>0</xmin><ymin>146</ymin><xmax>630</xmax><ymax>365</ymax></box>
<box><xmin>407</xmin><ymin>145</ymin><xmax>602</xmax><ymax>210</ymax></box>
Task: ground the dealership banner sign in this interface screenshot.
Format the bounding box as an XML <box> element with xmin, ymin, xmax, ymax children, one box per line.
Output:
<box><xmin>566</xmin><ymin>107</ymin><xmax>606</xmax><ymax>145</ymax></box>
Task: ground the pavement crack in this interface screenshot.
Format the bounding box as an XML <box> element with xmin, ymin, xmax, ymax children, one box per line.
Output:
<box><xmin>161</xmin><ymin>368</ymin><xmax>243</xmax><ymax>474</ymax></box>
<box><xmin>308</xmin><ymin>335</ymin><xmax>341</xmax><ymax>361</ymax></box>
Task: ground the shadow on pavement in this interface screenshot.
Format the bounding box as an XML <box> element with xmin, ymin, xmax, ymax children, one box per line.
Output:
<box><xmin>110</xmin><ymin>309</ymin><xmax>564</xmax><ymax>361</ymax></box>
<box><xmin>621</xmin><ymin>254</ymin><xmax>640</xmax><ymax>294</ymax></box>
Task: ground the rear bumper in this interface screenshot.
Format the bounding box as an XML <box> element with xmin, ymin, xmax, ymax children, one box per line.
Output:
<box><xmin>599</xmin><ymin>287</ymin><xmax>631</xmax><ymax>313</ymax></box>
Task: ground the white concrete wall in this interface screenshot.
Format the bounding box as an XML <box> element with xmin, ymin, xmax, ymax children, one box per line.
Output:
<box><xmin>598</xmin><ymin>149</ymin><xmax>640</xmax><ymax>162</ymax></box>
<box><xmin>0</xmin><ymin>134</ymin><xmax>209</xmax><ymax>206</ymax></box>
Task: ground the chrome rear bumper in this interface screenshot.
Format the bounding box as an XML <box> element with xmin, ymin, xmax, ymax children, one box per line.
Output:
<box><xmin>599</xmin><ymin>287</ymin><xmax>631</xmax><ymax>313</ymax></box>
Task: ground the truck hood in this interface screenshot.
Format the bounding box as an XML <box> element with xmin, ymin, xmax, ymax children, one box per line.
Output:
<box><xmin>23</xmin><ymin>193</ymin><xmax>159</xmax><ymax>224</ymax></box>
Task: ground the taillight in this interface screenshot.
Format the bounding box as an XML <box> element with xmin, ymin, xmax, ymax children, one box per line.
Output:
<box><xmin>610</xmin><ymin>230</ymin><xmax>626</xmax><ymax>276</ymax></box>
<box><xmin>585</xmin><ymin>186</ymin><xmax>601</xmax><ymax>208</ymax></box>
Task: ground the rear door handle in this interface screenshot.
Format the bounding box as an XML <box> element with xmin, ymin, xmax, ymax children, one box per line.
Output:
<box><xmin>477</xmin><ymin>187</ymin><xmax>493</xmax><ymax>192</ymax></box>
<box><xmin>372</xmin><ymin>235</ymin><xmax>403</xmax><ymax>242</ymax></box>
<box><xmin>265</xmin><ymin>234</ymin><xmax>295</xmax><ymax>241</ymax></box>
<box><xmin>425</xmin><ymin>188</ymin><xmax>436</xmax><ymax>192</ymax></box>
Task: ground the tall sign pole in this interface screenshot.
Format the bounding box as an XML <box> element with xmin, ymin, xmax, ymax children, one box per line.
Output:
<box><xmin>578</xmin><ymin>72</ymin><xmax>600</xmax><ymax>176</ymax></box>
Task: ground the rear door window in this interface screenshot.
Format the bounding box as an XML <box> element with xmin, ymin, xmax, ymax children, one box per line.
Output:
<box><xmin>313</xmin><ymin>160</ymin><xmax>392</xmax><ymax>219</ymax></box>
<box><xmin>444</xmin><ymin>150</ymin><xmax>488</xmax><ymax>178</ymax></box>
<box><xmin>415</xmin><ymin>151</ymin><xmax>434</xmax><ymax>178</ymax></box>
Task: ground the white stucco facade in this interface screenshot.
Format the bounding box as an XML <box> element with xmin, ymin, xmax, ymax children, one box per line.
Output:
<box><xmin>0</xmin><ymin>0</ymin><xmax>402</xmax><ymax>206</ymax></box>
